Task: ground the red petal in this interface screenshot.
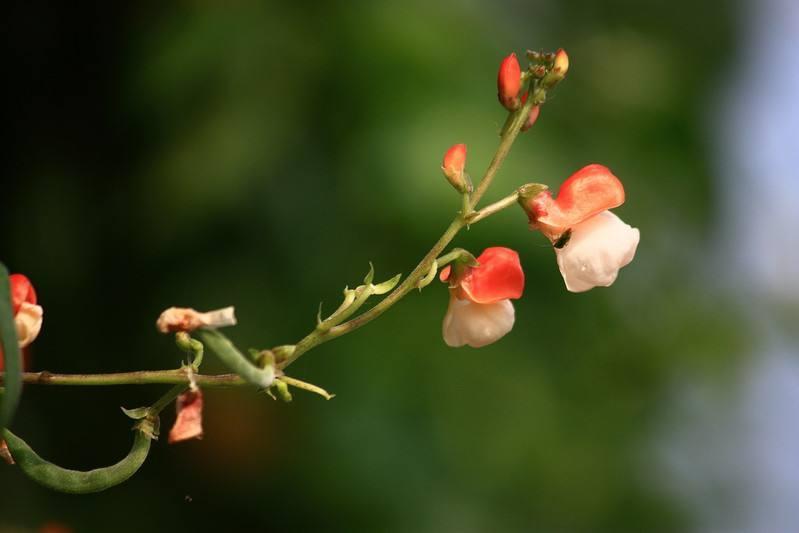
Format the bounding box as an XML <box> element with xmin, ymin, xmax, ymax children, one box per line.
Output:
<box><xmin>459</xmin><ymin>247</ymin><xmax>524</xmax><ymax>304</ymax></box>
<box><xmin>439</xmin><ymin>265</ymin><xmax>452</xmax><ymax>283</ymax></box>
<box><xmin>168</xmin><ymin>389</ymin><xmax>204</xmax><ymax>444</ymax></box>
<box><xmin>9</xmin><ymin>274</ymin><xmax>37</xmax><ymax>314</ymax></box>
<box><xmin>535</xmin><ymin>164</ymin><xmax>625</xmax><ymax>230</ymax></box>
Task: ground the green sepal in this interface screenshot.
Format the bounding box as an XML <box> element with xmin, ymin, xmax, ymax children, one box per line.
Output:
<box><xmin>120</xmin><ymin>406</ymin><xmax>150</xmax><ymax>420</ymax></box>
<box><xmin>272</xmin><ymin>380</ymin><xmax>293</xmax><ymax>402</ymax></box>
<box><xmin>417</xmin><ymin>260</ymin><xmax>438</xmax><ymax>291</ymax></box>
<box><xmin>363</xmin><ymin>262</ymin><xmax>375</xmax><ymax>285</ymax></box>
<box><xmin>372</xmin><ymin>273</ymin><xmax>401</xmax><ymax>295</ymax></box>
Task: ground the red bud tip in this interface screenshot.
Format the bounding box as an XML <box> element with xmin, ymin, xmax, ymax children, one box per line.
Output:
<box><xmin>497</xmin><ymin>53</ymin><xmax>522</xmax><ymax>110</ymax></box>
<box><xmin>441</xmin><ymin>143</ymin><xmax>470</xmax><ymax>192</ymax></box>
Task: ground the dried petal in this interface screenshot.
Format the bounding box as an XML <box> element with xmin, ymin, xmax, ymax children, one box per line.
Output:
<box><xmin>168</xmin><ymin>389</ymin><xmax>204</xmax><ymax>444</ymax></box>
<box><xmin>156</xmin><ymin>306</ymin><xmax>237</xmax><ymax>333</ymax></box>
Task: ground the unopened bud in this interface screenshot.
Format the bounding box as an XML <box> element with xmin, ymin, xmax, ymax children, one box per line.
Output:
<box><xmin>497</xmin><ymin>53</ymin><xmax>522</xmax><ymax>110</ymax></box>
<box><xmin>553</xmin><ymin>48</ymin><xmax>569</xmax><ymax>76</ymax></box>
<box><xmin>441</xmin><ymin>144</ymin><xmax>471</xmax><ymax>193</ymax></box>
<box><xmin>519</xmin><ymin>94</ymin><xmax>541</xmax><ymax>132</ymax></box>
<box><xmin>541</xmin><ymin>48</ymin><xmax>570</xmax><ymax>89</ymax></box>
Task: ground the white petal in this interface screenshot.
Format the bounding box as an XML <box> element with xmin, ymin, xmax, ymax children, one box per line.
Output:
<box><xmin>442</xmin><ymin>296</ymin><xmax>515</xmax><ymax>348</ymax></box>
<box><xmin>15</xmin><ymin>302</ymin><xmax>43</xmax><ymax>348</ymax></box>
<box><xmin>555</xmin><ymin>211</ymin><xmax>640</xmax><ymax>292</ymax></box>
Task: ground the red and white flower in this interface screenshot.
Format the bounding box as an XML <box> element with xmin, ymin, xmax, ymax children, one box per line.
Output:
<box><xmin>1</xmin><ymin>273</ymin><xmax>42</xmax><ymax>465</ymax></box>
<box><xmin>523</xmin><ymin>164</ymin><xmax>639</xmax><ymax>292</ymax></box>
<box><xmin>0</xmin><ymin>273</ymin><xmax>43</xmax><ymax>372</ymax></box>
<box><xmin>440</xmin><ymin>247</ymin><xmax>524</xmax><ymax>348</ymax></box>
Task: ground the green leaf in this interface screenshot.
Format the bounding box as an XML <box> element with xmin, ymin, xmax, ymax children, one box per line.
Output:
<box><xmin>0</xmin><ymin>262</ymin><xmax>22</xmax><ymax>433</ymax></box>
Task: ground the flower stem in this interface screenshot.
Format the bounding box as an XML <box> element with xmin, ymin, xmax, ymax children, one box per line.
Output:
<box><xmin>3</xmin><ymin>370</ymin><xmax>247</xmax><ymax>387</ymax></box>
<box><xmin>469</xmin><ymin>86</ymin><xmax>538</xmax><ymax>208</ymax></box>
<box><xmin>467</xmin><ymin>191</ymin><xmax>521</xmax><ymax>225</ymax></box>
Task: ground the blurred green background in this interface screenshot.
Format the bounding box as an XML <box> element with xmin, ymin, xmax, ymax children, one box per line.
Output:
<box><xmin>3</xmin><ymin>1</ymin><xmax>796</xmax><ymax>532</ymax></box>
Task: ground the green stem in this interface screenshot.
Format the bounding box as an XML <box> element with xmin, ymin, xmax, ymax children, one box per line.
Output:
<box><xmin>149</xmin><ymin>384</ymin><xmax>188</xmax><ymax>415</ymax></box>
<box><xmin>467</xmin><ymin>191</ymin><xmax>521</xmax><ymax>225</ymax></box>
<box><xmin>434</xmin><ymin>248</ymin><xmax>473</xmax><ymax>269</ymax></box>
<box><xmin>4</xmin><ymin>370</ymin><xmax>248</xmax><ymax>387</ymax></box>
<box><xmin>470</xmin><ymin>85</ymin><xmax>537</xmax><ymax>208</ymax></box>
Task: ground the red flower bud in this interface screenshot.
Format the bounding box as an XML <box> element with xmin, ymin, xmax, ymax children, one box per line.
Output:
<box><xmin>441</xmin><ymin>143</ymin><xmax>470</xmax><ymax>193</ymax></box>
<box><xmin>497</xmin><ymin>53</ymin><xmax>522</xmax><ymax>110</ymax></box>
<box><xmin>519</xmin><ymin>94</ymin><xmax>540</xmax><ymax>132</ymax></box>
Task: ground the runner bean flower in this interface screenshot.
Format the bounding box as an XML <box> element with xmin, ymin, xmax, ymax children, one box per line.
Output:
<box><xmin>440</xmin><ymin>247</ymin><xmax>524</xmax><ymax>348</ymax></box>
<box><xmin>521</xmin><ymin>164</ymin><xmax>640</xmax><ymax>292</ymax></box>
<box><xmin>0</xmin><ymin>273</ymin><xmax>42</xmax><ymax>372</ymax></box>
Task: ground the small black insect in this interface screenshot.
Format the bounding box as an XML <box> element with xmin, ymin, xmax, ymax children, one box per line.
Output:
<box><xmin>553</xmin><ymin>229</ymin><xmax>572</xmax><ymax>249</ymax></box>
